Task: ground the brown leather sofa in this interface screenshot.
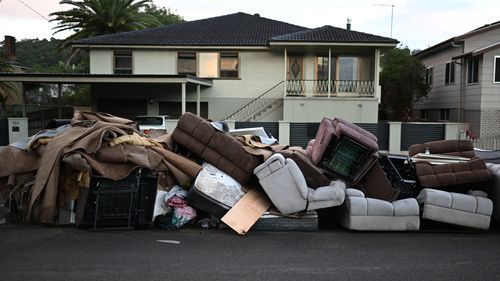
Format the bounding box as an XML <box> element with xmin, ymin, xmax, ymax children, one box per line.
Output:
<box><xmin>408</xmin><ymin>140</ymin><xmax>491</xmax><ymax>191</ymax></box>
<box><xmin>171</xmin><ymin>112</ymin><xmax>262</xmax><ymax>184</ymax></box>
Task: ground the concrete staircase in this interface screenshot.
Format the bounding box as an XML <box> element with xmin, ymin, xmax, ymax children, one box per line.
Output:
<box><xmin>225</xmin><ymin>81</ymin><xmax>284</xmax><ymax>122</ymax></box>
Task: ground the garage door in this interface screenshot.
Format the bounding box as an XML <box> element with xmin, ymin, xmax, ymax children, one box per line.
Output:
<box><xmin>97</xmin><ymin>98</ymin><xmax>147</xmax><ymax>119</ymax></box>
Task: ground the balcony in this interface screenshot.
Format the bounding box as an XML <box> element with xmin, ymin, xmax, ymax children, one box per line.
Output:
<box><xmin>286</xmin><ymin>80</ymin><xmax>375</xmax><ymax>97</ymax></box>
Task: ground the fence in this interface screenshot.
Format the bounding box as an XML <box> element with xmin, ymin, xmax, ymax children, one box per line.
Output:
<box><xmin>472</xmin><ymin>136</ymin><xmax>500</xmax><ymax>150</ymax></box>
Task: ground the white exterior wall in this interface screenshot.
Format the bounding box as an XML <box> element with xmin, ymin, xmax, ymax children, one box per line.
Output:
<box><xmin>90</xmin><ymin>50</ymin><xmax>113</xmax><ymax>74</ymax></box>
<box><xmin>283</xmin><ymin>97</ymin><xmax>378</xmax><ymax>123</ymax></box>
<box><xmin>206</xmin><ymin>50</ymin><xmax>285</xmax><ymax>119</ymax></box>
<box><xmin>204</xmin><ymin>50</ymin><xmax>284</xmax><ymax>98</ymax></box>
<box><xmin>417</xmin><ymin>46</ymin><xmax>463</xmax><ymax>110</ymax></box>
<box><xmin>462</xmin><ymin>28</ymin><xmax>500</xmax><ymax>52</ymax></box>
<box><xmin>134</xmin><ymin>50</ymin><xmax>176</xmax><ymax>74</ymax></box>
<box><xmin>480</xmin><ymin>48</ymin><xmax>500</xmax><ymax>108</ymax></box>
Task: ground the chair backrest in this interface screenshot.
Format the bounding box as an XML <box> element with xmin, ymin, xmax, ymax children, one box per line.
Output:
<box><xmin>254</xmin><ymin>154</ymin><xmax>308</xmax><ymax>214</ymax></box>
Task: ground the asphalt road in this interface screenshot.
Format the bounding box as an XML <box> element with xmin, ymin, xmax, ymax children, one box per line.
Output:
<box><xmin>0</xmin><ymin>224</ymin><xmax>499</xmax><ymax>281</ymax></box>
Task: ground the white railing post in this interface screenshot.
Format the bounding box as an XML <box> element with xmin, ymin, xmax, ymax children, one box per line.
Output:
<box><xmin>284</xmin><ymin>48</ymin><xmax>287</xmax><ymax>98</ymax></box>
<box><xmin>328</xmin><ymin>48</ymin><xmax>332</xmax><ymax>98</ymax></box>
<box><xmin>374</xmin><ymin>49</ymin><xmax>381</xmax><ymax>102</ymax></box>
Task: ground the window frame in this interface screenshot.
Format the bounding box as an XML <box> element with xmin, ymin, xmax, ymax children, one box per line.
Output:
<box><xmin>467</xmin><ymin>57</ymin><xmax>480</xmax><ymax>84</ymax></box>
<box><xmin>494</xmin><ymin>56</ymin><xmax>500</xmax><ymax>84</ymax></box>
<box><xmin>420</xmin><ymin>109</ymin><xmax>429</xmax><ymax>120</ymax></box>
<box><xmin>219</xmin><ymin>52</ymin><xmax>239</xmax><ymax>78</ymax></box>
<box><xmin>426</xmin><ymin>67</ymin><xmax>433</xmax><ymax>87</ymax></box>
<box><xmin>439</xmin><ymin>108</ymin><xmax>450</xmax><ymax>121</ymax></box>
<box><xmin>113</xmin><ymin>50</ymin><xmax>133</xmax><ymax>74</ymax></box>
<box><xmin>445</xmin><ymin>61</ymin><xmax>455</xmax><ymax>85</ymax></box>
<box><xmin>177</xmin><ymin>52</ymin><xmax>197</xmax><ymax>76</ymax></box>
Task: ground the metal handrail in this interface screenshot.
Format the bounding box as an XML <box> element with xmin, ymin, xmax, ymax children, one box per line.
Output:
<box><xmin>225</xmin><ymin>81</ymin><xmax>284</xmax><ymax>121</ymax></box>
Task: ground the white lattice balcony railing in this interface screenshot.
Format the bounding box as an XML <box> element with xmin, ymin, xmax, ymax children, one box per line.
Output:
<box><xmin>286</xmin><ymin>80</ymin><xmax>375</xmax><ymax>97</ymax></box>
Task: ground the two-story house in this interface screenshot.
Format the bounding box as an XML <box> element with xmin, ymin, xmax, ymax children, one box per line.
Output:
<box><xmin>72</xmin><ymin>12</ymin><xmax>398</xmax><ymax>123</ymax></box>
<box><xmin>413</xmin><ymin>21</ymin><xmax>500</xmax><ymax>138</ymax></box>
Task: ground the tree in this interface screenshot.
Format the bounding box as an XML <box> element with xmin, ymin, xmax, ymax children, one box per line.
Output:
<box><xmin>379</xmin><ymin>47</ymin><xmax>430</xmax><ymax>121</ymax></box>
<box><xmin>144</xmin><ymin>4</ymin><xmax>184</xmax><ymax>25</ymax></box>
<box><xmin>50</xmin><ymin>0</ymin><xmax>160</xmax><ymax>56</ymax></box>
<box><xmin>16</xmin><ymin>38</ymin><xmax>89</xmax><ymax>72</ymax></box>
<box><xmin>0</xmin><ymin>53</ymin><xmax>20</xmax><ymax>111</ymax></box>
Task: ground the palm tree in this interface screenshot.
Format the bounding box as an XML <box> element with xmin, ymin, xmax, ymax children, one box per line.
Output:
<box><xmin>50</xmin><ymin>0</ymin><xmax>160</xmax><ymax>56</ymax></box>
<box><xmin>0</xmin><ymin>55</ymin><xmax>20</xmax><ymax>114</ymax></box>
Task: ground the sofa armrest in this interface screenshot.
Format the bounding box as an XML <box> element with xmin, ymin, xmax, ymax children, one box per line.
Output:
<box><xmin>345</xmin><ymin>188</ymin><xmax>365</xmax><ymax>198</ymax></box>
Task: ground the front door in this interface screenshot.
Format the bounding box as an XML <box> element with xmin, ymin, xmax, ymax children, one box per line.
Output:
<box><xmin>287</xmin><ymin>56</ymin><xmax>304</xmax><ymax>95</ymax></box>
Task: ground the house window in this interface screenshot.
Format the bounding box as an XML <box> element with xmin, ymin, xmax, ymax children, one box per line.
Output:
<box><xmin>177</xmin><ymin>52</ymin><xmax>196</xmax><ymax>75</ymax></box>
<box><xmin>420</xmin><ymin>109</ymin><xmax>429</xmax><ymax>120</ymax></box>
<box><xmin>425</xmin><ymin>67</ymin><xmax>433</xmax><ymax>87</ymax></box>
<box><xmin>114</xmin><ymin>50</ymin><xmax>132</xmax><ymax>74</ymax></box>
<box><xmin>467</xmin><ymin>57</ymin><xmax>480</xmax><ymax>84</ymax></box>
<box><xmin>338</xmin><ymin>57</ymin><xmax>358</xmax><ymax>92</ymax></box>
<box><xmin>339</xmin><ymin>57</ymin><xmax>358</xmax><ymax>81</ymax></box>
<box><xmin>220</xmin><ymin>52</ymin><xmax>239</xmax><ymax>78</ymax></box>
<box><xmin>445</xmin><ymin>62</ymin><xmax>455</xmax><ymax>85</ymax></box>
<box><xmin>440</xmin><ymin>109</ymin><xmax>450</xmax><ymax>121</ymax></box>
<box><xmin>316</xmin><ymin>56</ymin><xmax>336</xmax><ymax>80</ymax></box>
<box><xmin>198</xmin><ymin>52</ymin><xmax>218</xmax><ymax>78</ymax></box>
<box><xmin>494</xmin><ymin>56</ymin><xmax>500</xmax><ymax>83</ymax></box>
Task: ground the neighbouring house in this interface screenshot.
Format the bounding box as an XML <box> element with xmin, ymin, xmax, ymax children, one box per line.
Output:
<box><xmin>71</xmin><ymin>12</ymin><xmax>398</xmax><ymax>123</ymax></box>
<box><xmin>413</xmin><ymin>20</ymin><xmax>500</xmax><ymax>138</ymax></box>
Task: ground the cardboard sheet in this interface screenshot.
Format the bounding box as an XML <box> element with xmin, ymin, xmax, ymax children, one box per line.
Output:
<box><xmin>221</xmin><ymin>188</ymin><xmax>271</xmax><ymax>235</ymax></box>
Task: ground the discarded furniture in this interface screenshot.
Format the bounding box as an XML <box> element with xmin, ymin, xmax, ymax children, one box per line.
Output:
<box><xmin>254</xmin><ymin>153</ymin><xmax>346</xmax><ymax>215</ymax></box>
<box><xmin>309</xmin><ymin>117</ymin><xmax>378</xmax><ymax>185</ymax></box>
<box><xmin>486</xmin><ymin>163</ymin><xmax>500</xmax><ymax>225</ymax></box>
<box><xmin>279</xmin><ymin>148</ymin><xmax>331</xmax><ymax>189</ymax></box>
<box><xmin>187</xmin><ymin>162</ymin><xmax>246</xmax><ymax>219</ymax></box>
<box><xmin>76</xmin><ymin>168</ymin><xmax>158</xmax><ymax>230</ymax></box>
<box><xmin>171</xmin><ymin>112</ymin><xmax>262</xmax><ymax>184</ymax></box>
<box><xmin>355</xmin><ymin>161</ymin><xmax>401</xmax><ymax>202</ymax></box>
<box><xmin>251</xmin><ymin>211</ymin><xmax>319</xmax><ymax>232</ymax></box>
<box><xmin>408</xmin><ymin>140</ymin><xmax>491</xmax><ymax>191</ymax></box>
<box><xmin>378</xmin><ymin>154</ymin><xmax>420</xmax><ymax>199</ymax></box>
<box><xmin>416</xmin><ymin>188</ymin><xmax>493</xmax><ymax>230</ymax></box>
<box><xmin>339</xmin><ymin>188</ymin><xmax>420</xmax><ymax>231</ymax></box>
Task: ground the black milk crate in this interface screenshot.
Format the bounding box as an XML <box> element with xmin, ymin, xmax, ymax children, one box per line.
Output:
<box><xmin>321</xmin><ymin>136</ymin><xmax>372</xmax><ymax>181</ymax></box>
<box><xmin>76</xmin><ymin>168</ymin><xmax>157</xmax><ymax>230</ymax></box>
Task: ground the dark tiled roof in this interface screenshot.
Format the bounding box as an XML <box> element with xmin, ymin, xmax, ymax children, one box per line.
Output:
<box><xmin>73</xmin><ymin>12</ymin><xmax>307</xmax><ymax>46</ymax></box>
<box><xmin>270</xmin><ymin>25</ymin><xmax>399</xmax><ymax>44</ymax></box>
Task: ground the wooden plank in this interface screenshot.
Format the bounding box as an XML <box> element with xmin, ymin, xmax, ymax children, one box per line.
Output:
<box><xmin>221</xmin><ymin>188</ymin><xmax>271</xmax><ymax>235</ymax></box>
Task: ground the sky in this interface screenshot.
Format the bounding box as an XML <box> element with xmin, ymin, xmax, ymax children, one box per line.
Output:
<box><xmin>0</xmin><ymin>0</ymin><xmax>498</xmax><ymax>51</ymax></box>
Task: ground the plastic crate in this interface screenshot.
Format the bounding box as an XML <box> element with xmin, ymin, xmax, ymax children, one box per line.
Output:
<box><xmin>76</xmin><ymin>168</ymin><xmax>157</xmax><ymax>230</ymax></box>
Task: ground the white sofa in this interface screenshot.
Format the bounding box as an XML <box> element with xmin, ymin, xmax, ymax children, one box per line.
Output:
<box><xmin>486</xmin><ymin>163</ymin><xmax>500</xmax><ymax>225</ymax></box>
<box><xmin>340</xmin><ymin>188</ymin><xmax>420</xmax><ymax>231</ymax></box>
<box><xmin>417</xmin><ymin>188</ymin><xmax>493</xmax><ymax>230</ymax></box>
<box><xmin>254</xmin><ymin>153</ymin><xmax>346</xmax><ymax>215</ymax></box>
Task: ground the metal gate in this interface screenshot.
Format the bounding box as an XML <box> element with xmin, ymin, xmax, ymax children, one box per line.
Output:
<box><xmin>400</xmin><ymin>123</ymin><xmax>445</xmax><ymax>150</ymax></box>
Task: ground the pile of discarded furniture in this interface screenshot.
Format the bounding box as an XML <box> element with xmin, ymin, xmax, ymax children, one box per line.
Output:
<box><xmin>0</xmin><ymin>111</ymin><xmax>499</xmax><ymax>234</ymax></box>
